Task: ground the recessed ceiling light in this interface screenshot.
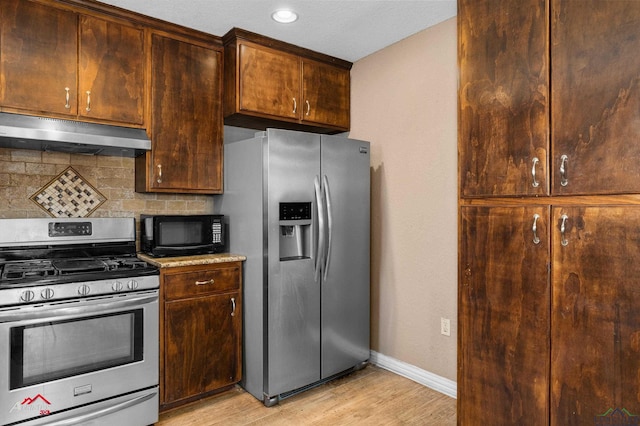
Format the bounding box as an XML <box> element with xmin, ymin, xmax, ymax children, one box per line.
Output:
<box><xmin>271</xmin><ymin>9</ymin><xmax>298</xmax><ymax>24</ymax></box>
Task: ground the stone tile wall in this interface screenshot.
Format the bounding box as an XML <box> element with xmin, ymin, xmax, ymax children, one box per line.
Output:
<box><xmin>0</xmin><ymin>148</ymin><xmax>213</xmax><ymax>219</ymax></box>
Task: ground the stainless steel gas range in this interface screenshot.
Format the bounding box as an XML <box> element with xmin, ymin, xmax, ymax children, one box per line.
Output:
<box><xmin>0</xmin><ymin>218</ymin><xmax>159</xmax><ymax>426</ymax></box>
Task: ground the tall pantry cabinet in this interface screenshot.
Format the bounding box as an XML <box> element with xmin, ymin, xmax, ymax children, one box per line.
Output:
<box><xmin>458</xmin><ymin>1</ymin><xmax>640</xmax><ymax>425</ymax></box>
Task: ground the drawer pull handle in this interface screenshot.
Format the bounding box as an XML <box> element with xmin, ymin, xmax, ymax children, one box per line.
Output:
<box><xmin>560</xmin><ymin>154</ymin><xmax>569</xmax><ymax>187</ymax></box>
<box><xmin>64</xmin><ymin>87</ymin><xmax>71</xmax><ymax>109</ymax></box>
<box><xmin>231</xmin><ymin>297</ymin><xmax>236</xmax><ymax>317</ymax></box>
<box><xmin>195</xmin><ymin>279</ymin><xmax>215</xmax><ymax>286</ymax></box>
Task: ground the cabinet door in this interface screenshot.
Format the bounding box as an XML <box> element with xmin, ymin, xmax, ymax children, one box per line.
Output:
<box><xmin>551</xmin><ymin>1</ymin><xmax>640</xmax><ymax>195</ymax></box>
<box><xmin>164</xmin><ymin>292</ymin><xmax>240</xmax><ymax>404</ymax></box>
<box><xmin>149</xmin><ymin>34</ymin><xmax>223</xmax><ymax>193</ymax></box>
<box><xmin>78</xmin><ymin>15</ymin><xmax>144</xmax><ymax>125</ymax></box>
<box><xmin>459</xmin><ymin>206</ymin><xmax>550</xmax><ymax>425</ymax></box>
<box><xmin>551</xmin><ymin>207</ymin><xmax>640</xmax><ymax>425</ymax></box>
<box><xmin>302</xmin><ymin>59</ymin><xmax>350</xmax><ymax>130</ymax></box>
<box><xmin>458</xmin><ymin>0</ymin><xmax>549</xmax><ymax>197</ymax></box>
<box><xmin>0</xmin><ymin>0</ymin><xmax>78</xmax><ymax>116</ymax></box>
<box><xmin>237</xmin><ymin>43</ymin><xmax>300</xmax><ymax>120</ymax></box>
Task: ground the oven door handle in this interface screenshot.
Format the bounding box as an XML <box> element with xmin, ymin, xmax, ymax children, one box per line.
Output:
<box><xmin>0</xmin><ymin>292</ymin><xmax>158</xmax><ymax>323</ymax></box>
<box><xmin>38</xmin><ymin>389</ymin><xmax>157</xmax><ymax>426</ymax></box>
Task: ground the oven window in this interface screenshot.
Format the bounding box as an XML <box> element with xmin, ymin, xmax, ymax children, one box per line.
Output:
<box><xmin>158</xmin><ymin>221</ymin><xmax>204</xmax><ymax>246</ymax></box>
<box><xmin>10</xmin><ymin>310</ymin><xmax>143</xmax><ymax>390</ymax></box>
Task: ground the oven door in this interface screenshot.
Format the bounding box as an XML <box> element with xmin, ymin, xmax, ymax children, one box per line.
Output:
<box><xmin>0</xmin><ymin>290</ymin><xmax>159</xmax><ymax>426</ymax></box>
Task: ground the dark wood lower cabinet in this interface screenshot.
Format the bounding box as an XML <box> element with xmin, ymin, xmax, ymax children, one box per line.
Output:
<box><xmin>160</xmin><ymin>262</ymin><xmax>242</xmax><ymax>410</ymax></box>
<box><xmin>551</xmin><ymin>207</ymin><xmax>640</xmax><ymax>425</ymax></box>
<box><xmin>460</xmin><ymin>205</ymin><xmax>640</xmax><ymax>425</ymax></box>
<box><xmin>459</xmin><ymin>206</ymin><xmax>550</xmax><ymax>425</ymax></box>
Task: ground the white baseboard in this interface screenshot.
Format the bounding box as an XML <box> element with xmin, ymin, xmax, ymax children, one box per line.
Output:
<box><xmin>369</xmin><ymin>351</ymin><xmax>457</xmax><ymax>399</ymax></box>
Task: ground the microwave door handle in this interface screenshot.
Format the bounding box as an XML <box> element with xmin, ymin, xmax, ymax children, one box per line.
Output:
<box><xmin>0</xmin><ymin>293</ymin><xmax>158</xmax><ymax>323</ymax></box>
<box><xmin>43</xmin><ymin>389</ymin><xmax>157</xmax><ymax>426</ymax></box>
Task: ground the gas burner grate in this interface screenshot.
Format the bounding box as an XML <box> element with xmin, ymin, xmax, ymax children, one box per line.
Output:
<box><xmin>2</xmin><ymin>261</ymin><xmax>56</xmax><ymax>281</ymax></box>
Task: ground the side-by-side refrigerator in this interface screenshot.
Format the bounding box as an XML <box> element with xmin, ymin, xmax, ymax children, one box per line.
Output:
<box><xmin>215</xmin><ymin>128</ymin><xmax>370</xmax><ymax>406</ymax></box>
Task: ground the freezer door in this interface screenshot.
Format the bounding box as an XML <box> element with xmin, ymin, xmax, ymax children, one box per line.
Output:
<box><xmin>265</xmin><ymin>129</ymin><xmax>322</xmax><ymax>397</ymax></box>
<box><xmin>320</xmin><ymin>135</ymin><xmax>371</xmax><ymax>379</ymax></box>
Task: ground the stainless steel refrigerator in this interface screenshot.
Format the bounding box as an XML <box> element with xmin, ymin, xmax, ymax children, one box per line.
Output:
<box><xmin>215</xmin><ymin>128</ymin><xmax>370</xmax><ymax>406</ymax></box>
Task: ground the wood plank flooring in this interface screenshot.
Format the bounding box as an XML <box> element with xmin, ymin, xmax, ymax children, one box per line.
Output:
<box><xmin>157</xmin><ymin>365</ymin><xmax>456</xmax><ymax>425</ymax></box>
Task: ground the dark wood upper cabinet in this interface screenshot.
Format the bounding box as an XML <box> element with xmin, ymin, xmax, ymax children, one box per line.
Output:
<box><xmin>458</xmin><ymin>0</ymin><xmax>549</xmax><ymax>197</ymax></box>
<box><xmin>223</xmin><ymin>28</ymin><xmax>351</xmax><ymax>134</ymax></box>
<box><xmin>459</xmin><ymin>205</ymin><xmax>550</xmax><ymax>425</ymax></box>
<box><xmin>78</xmin><ymin>14</ymin><xmax>144</xmax><ymax>125</ymax></box>
<box><xmin>1</xmin><ymin>0</ymin><xmax>78</xmax><ymax>116</ymax></box>
<box><xmin>551</xmin><ymin>1</ymin><xmax>640</xmax><ymax>195</ymax></box>
<box><xmin>0</xmin><ymin>0</ymin><xmax>145</xmax><ymax>127</ymax></box>
<box><xmin>460</xmin><ymin>0</ymin><xmax>640</xmax><ymax>198</ymax></box>
<box><xmin>136</xmin><ymin>34</ymin><xmax>223</xmax><ymax>194</ymax></box>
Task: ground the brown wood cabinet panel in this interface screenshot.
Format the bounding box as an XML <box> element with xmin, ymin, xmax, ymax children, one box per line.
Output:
<box><xmin>458</xmin><ymin>0</ymin><xmax>549</xmax><ymax>197</ymax></box>
<box><xmin>139</xmin><ymin>33</ymin><xmax>223</xmax><ymax>193</ymax></box>
<box><xmin>160</xmin><ymin>261</ymin><xmax>243</xmax><ymax>409</ymax></box>
<box><xmin>551</xmin><ymin>206</ymin><xmax>640</xmax><ymax>425</ymax></box>
<box><xmin>237</xmin><ymin>43</ymin><xmax>299</xmax><ymax>120</ymax></box>
<box><xmin>164</xmin><ymin>265</ymin><xmax>240</xmax><ymax>300</ymax></box>
<box><xmin>459</xmin><ymin>206</ymin><xmax>550</xmax><ymax>425</ymax></box>
<box><xmin>302</xmin><ymin>59</ymin><xmax>350</xmax><ymax>129</ymax></box>
<box><xmin>0</xmin><ymin>0</ymin><xmax>78</xmax><ymax>116</ymax></box>
<box><xmin>78</xmin><ymin>15</ymin><xmax>144</xmax><ymax>125</ymax></box>
<box><xmin>163</xmin><ymin>291</ymin><xmax>241</xmax><ymax>405</ymax></box>
<box><xmin>551</xmin><ymin>1</ymin><xmax>640</xmax><ymax>195</ymax></box>
<box><xmin>223</xmin><ymin>28</ymin><xmax>351</xmax><ymax>134</ymax></box>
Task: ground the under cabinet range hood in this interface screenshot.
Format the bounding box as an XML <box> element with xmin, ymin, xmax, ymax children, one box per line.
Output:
<box><xmin>0</xmin><ymin>112</ymin><xmax>151</xmax><ymax>157</ymax></box>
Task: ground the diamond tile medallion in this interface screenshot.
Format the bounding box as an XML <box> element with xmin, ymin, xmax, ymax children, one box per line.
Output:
<box><xmin>30</xmin><ymin>167</ymin><xmax>106</xmax><ymax>218</ymax></box>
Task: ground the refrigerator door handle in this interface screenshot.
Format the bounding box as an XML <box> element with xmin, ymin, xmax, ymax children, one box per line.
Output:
<box><xmin>322</xmin><ymin>175</ymin><xmax>333</xmax><ymax>281</ymax></box>
<box><xmin>314</xmin><ymin>175</ymin><xmax>325</xmax><ymax>282</ymax></box>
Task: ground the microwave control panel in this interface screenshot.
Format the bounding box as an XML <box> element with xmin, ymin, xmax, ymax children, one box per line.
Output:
<box><xmin>212</xmin><ymin>219</ymin><xmax>223</xmax><ymax>244</ymax></box>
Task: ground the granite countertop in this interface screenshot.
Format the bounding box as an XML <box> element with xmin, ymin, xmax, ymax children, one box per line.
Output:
<box><xmin>137</xmin><ymin>253</ymin><xmax>246</xmax><ymax>268</ymax></box>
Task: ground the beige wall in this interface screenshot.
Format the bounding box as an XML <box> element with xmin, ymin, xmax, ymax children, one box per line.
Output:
<box><xmin>349</xmin><ymin>17</ymin><xmax>458</xmax><ymax>380</ymax></box>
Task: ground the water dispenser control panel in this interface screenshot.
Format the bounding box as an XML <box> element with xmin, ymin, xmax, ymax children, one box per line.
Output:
<box><xmin>280</xmin><ymin>202</ymin><xmax>311</xmax><ymax>221</ymax></box>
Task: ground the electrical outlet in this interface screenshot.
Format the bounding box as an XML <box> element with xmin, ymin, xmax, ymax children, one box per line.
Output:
<box><xmin>441</xmin><ymin>317</ymin><xmax>451</xmax><ymax>336</ymax></box>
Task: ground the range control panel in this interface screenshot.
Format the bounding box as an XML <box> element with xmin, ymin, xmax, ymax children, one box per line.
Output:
<box><xmin>49</xmin><ymin>222</ymin><xmax>92</xmax><ymax>237</ymax></box>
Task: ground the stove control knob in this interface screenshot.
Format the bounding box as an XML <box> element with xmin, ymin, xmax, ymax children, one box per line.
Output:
<box><xmin>77</xmin><ymin>284</ymin><xmax>91</xmax><ymax>296</ymax></box>
<box><xmin>112</xmin><ymin>281</ymin><xmax>124</xmax><ymax>292</ymax></box>
<box><xmin>20</xmin><ymin>290</ymin><xmax>35</xmax><ymax>303</ymax></box>
<box><xmin>127</xmin><ymin>280</ymin><xmax>139</xmax><ymax>290</ymax></box>
<box><xmin>41</xmin><ymin>288</ymin><xmax>55</xmax><ymax>300</ymax></box>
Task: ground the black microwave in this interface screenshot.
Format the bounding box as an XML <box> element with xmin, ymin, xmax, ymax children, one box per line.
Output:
<box><xmin>140</xmin><ymin>214</ymin><xmax>225</xmax><ymax>257</ymax></box>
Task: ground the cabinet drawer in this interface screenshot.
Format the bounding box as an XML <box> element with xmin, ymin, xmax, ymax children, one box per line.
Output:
<box><xmin>164</xmin><ymin>265</ymin><xmax>240</xmax><ymax>300</ymax></box>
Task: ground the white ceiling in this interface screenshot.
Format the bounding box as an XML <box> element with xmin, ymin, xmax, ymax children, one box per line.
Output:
<box><xmin>97</xmin><ymin>0</ymin><xmax>457</xmax><ymax>62</ymax></box>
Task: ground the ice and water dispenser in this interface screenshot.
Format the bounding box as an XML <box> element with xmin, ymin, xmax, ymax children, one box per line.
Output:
<box><xmin>279</xmin><ymin>202</ymin><xmax>312</xmax><ymax>260</ymax></box>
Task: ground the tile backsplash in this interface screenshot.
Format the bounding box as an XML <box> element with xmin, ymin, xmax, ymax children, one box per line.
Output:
<box><xmin>0</xmin><ymin>148</ymin><xmax>213</xmax><ymax>219</ymax></box>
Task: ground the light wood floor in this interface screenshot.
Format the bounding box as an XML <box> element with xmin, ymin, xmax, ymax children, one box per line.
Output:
<box><xmin>157</xmin><ymin>365</ymin><xmax>456</xmax><ymax>425</ymax></box>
